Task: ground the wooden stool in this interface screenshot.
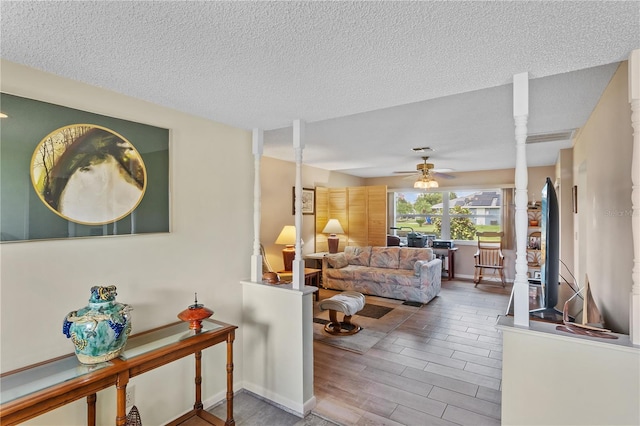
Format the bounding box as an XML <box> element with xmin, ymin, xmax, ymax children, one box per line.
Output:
<box><xmin>318</xmin><ymin>291</ymin><xmax>365</xmax><ymax>335</ymax></box>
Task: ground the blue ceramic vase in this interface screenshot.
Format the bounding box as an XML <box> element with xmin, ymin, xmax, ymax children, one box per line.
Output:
<box><xmin>63</xmin><ymin>285</ymin><xmax>132</xmax><ymax>364</ymax></box>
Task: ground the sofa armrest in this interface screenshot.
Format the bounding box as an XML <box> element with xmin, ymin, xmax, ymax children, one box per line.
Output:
<box><xmin>414</xmin><ymin>258</ymin><xmax>442</xmax><ymax>279</ymax></box>
<box><xmin>322</xmin><ymin>256</ymin><xmax>331</xmax><ymax>270</ymax></box>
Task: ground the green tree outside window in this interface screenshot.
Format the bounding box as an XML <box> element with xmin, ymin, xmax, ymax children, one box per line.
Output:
<box><xmin>433</xmin><ymin>205</ymin><xmax>477</xmax><ymax>240</ymax></box>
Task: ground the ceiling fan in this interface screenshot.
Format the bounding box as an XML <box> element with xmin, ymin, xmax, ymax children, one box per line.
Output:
<box><xmin>393</xmin><ymin>157</ymin><xmax>455</xmax><ymax>189</ymax></box>
<box><xmin>393</xmin><ymin>156</ymin><xmax>455</xmax><ymax>183</ymax></box>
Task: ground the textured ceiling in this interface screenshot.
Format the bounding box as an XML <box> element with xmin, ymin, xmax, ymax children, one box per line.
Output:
<box><xmin>1</xmin><ymin>1</ymin><xmax>638</xmax><ymax>177</ymax></box>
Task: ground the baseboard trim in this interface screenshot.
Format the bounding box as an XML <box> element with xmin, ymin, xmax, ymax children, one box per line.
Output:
<box><xmin>453</xmin><ymin>273</ymin><xmax>514</xmax><ymax>283</ymax></box>
<box><xmin>241</xmin><ymin>382</ymin><xmax>307</xmax><ymax>417</ymax></box>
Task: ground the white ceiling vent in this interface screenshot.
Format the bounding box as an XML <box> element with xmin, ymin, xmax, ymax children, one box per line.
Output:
<box><xmin>526</xmin><ymin>129</ymin><xmax>576</xmax><ymax>144</ymax></box>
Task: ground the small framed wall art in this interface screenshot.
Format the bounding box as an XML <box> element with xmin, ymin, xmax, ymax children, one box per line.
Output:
<box><xmin>292</xmin><ymin>187</ymin><xmax>315</xmax><ymax>215</ymax></box>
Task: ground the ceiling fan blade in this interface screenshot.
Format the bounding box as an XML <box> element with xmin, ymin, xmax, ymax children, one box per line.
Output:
<box><xmin>432</xmin><ymin>171</ymin><xmax>455</xmax><ymax>179</ymax></box>
<box><xmin>396</xmin><ymin>157</ymin><xmax>455</xmax><ymax>180</ymax></box>
<box><xmin>400</xmin><ymin>173</ymin><xmax>420</xmax><ymax>180</ymax></box>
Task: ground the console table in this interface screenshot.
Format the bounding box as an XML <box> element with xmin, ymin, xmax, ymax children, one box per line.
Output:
<box><xmin>0</xmin><ymin>319</ymin><xmax>237</xmax><ymax>425</ymax></box>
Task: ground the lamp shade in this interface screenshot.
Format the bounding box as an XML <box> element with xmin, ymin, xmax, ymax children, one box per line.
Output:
<box><xmin>275</xmin><ymin>225</ymin><xmax>302</xmax><ymax>272</ymax></box>
<box><xmin>322</xmin><ymin>219</ymin><xmax>344</xmax><ymax>235</ymax></box>
<box><xmin>275</xmin><ymin>225</ymin><xmax>297</xmax><ymax>245</ymax></box>
<box><xmin>322</xmin><ymin>219</ymin><xmax>344</xmax><ymax>254</ymax></box>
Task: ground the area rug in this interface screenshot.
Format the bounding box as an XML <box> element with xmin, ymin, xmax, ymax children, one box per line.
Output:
<box><xmin>354</xmin><ymin>303</ymin><xmax>394</xmax><ymax>319</ymax></box>
<box><xmin>312</xmin><ymin>297</ymin><xmax>421</xmax><ymax>354</ymax></box>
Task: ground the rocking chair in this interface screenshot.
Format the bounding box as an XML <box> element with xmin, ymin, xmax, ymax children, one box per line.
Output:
<box><xmin>473</xmin><ymin>231</ymin><xmax>506</xmax><ymax>287</ymax></box>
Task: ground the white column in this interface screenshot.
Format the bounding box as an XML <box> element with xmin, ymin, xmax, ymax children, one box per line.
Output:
<box><xmin>250</xmin><ymin>129</ymin><xmax>263</xmax><ymax>282</ymax></box>
<box><xmin>628</xmin><ymin>49</ymin><xmax>640</xmax><ymax>344</ymax></box>
<box><xmin>441</xmin><ymin>195</ymin><xmax>451</xmax><ymax>239</ymax></box>
<box><xmin>513</xmin><ymin>72</ymin><xmax>530</xmax><ymax>327</ymax></box>
<box><xmin>292</xmin><ymin>120</ymin><xmax>306</xmax><ymax>290</ymax></box>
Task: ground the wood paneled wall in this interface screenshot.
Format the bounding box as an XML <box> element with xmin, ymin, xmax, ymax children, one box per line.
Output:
<box><xmin>315</xmin><ymin>187</ymin><xmax>329</xmax><ymax>251</ymax></box>
<box><xmin>315</xmin><ymin>185</ymin><xmax>387</xmax><ymax>252</ymax></box>
<box><xmin>367</xmin><ymin>186</ymin><xmax>387</xmax><ymax>247</ymax></box>
<box><xmin>348</xmin><ymin>187</ymin><xmax>367</xmax><ymax>247</ymax></box>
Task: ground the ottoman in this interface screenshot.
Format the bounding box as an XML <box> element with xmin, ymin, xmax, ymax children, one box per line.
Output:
<box><xmin>318</xmin><ymin>291</ymin><xmax>365</xmax><ymax>335</ymax></box>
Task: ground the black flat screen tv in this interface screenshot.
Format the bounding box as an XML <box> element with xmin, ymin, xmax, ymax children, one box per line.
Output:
<box><xmin>530</xmin><ymin>177</ymin><xmax>563</xmax><ymax>321</ymax></box>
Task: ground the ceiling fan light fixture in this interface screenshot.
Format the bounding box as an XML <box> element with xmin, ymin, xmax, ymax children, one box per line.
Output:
<box><xmin>413</xmin><ymin>176</ymin><xmax>438</xmax><ymax>189</ymax></box>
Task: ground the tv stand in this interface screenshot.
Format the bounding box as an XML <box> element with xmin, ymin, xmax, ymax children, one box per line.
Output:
<box><xmin>529</xmin><ymin>307</ymin><xmax>566</xmax><ymax>323</ymax></box>
<box><xmin>506</xmin><ymin>281</ymin><xmax>574</xmax><ymax>324</ymax></box>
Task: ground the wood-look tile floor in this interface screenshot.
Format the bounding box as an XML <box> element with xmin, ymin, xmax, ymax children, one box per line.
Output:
<box><xmin>312</xmin><ymin>279</ymin><xmax>511</xmax><ymax>426</ymax></box>
<box><xmin>208</xmin><ymin>279</ymin><xmax>510</xmax><ymax>425</ymax></box>
<box><xmin>207</xmin><ymin>390</ymin><xmax>338</xmax><ymax>425</ymax></box>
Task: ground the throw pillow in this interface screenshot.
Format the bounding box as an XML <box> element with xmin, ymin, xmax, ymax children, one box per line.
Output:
<box><xmin>327</xmin><ymin>253</ymin><xmax>348</xmax><ymax>269</ymax></box>
<box><xmin>345</xmin><ymin>246</ymin><xmax>372</xmax><ymax>266</ymax></box>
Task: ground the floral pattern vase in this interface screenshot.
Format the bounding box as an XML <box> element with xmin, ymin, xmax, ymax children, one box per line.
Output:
<box><xmin>63</xmin><ymin>285</ymin><xmax>132</xmax><ymax>364</ymax></box>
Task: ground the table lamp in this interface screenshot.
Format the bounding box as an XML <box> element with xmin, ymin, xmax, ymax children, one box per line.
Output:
<box><xmin>275</xmin><ymin>225</ymin><xmax>297</xmax><ymax>271</ymax></box>
<box><xmin>322</xmin><ymin>219</ymin><xmax>344</xmax><ymax>254</ymax></box>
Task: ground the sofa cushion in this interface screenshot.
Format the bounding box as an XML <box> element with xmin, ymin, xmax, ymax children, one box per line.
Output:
<box><xmin>327</xmin><ymin>265</ymin><xmax>420</xmax><ymax>287</ymax></box>
<box><xmin>344</xmin><ymin>246</ymin><xmax>372</xmax><ymax>266</ymax></box>
<box><xmin>326</xmin><ymin>252</ymin><xmax>348</xmax><ymax>269</ymax></box>
<box><xmin>399</xmin><ymin>247</ymin><xmax>434</xmax><ymax>270</ymax></box>
<box><xmin>324</xmin><ymin>265</ymin><xmax>363</xmax><ymax>281</ymax></box>
<box><xmin>370</xmin><ymin>247</ymin><xmax>400</xmax><ymax>269</ymax></box>
<box><xmin>364</xmin><ymin>267</ymin><xmax>418</xmax><ymax>286</ymax></box>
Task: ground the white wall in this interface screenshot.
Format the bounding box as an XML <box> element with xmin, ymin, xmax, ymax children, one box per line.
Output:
<box><xmin>241</xmin><ymin>281</ymin><xmax>316</xmax><ymax>416</ymax></box>
<box><xmin>0</xmin><ymin>60</ymin><xmax>253</xmax><ymax>424</ymax></box>
<box><xmin>500</xmin><ymin>320</ymin><xmax>640</xmax><ymax>426</ymax></box>
<box><xmin>573</xmin><ymin>62</ymin><xmax>633</xmax><ymax>334</ymax></box>
<box><xmin>260</xmin><ymin>156</ymin><xmax>362</xmax><ymax>270</ymax></box>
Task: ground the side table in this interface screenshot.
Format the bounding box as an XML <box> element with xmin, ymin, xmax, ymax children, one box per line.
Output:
<box><xmin>277</xmin><ymin>268</ymin><xmax>322</xmax><ymax>301</ymax></box>
<box><xmin>303</xmin><ymin>252</ymin><xmax>329</xmax><ymax>270</ymax></box>
<box><xmin>433</xmin><ymin>247</ymin><xmax>458</xmax><ymax>280</ymax></box>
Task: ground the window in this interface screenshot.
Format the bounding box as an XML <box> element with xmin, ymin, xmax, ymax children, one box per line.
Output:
<box><xmin>393</xmin><ymin>189</ymin><xmax>503</xmax><ymax>241</ymax></box>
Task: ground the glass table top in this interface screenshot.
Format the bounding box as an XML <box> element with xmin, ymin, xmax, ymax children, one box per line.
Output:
<box><xmin>1</xmin><ymin>319</ymin><xmax>224</xmax><ymax>405</ymax></box>
<box><xmin>120</xmin><ymin>320</ymin><xmax>223</xmax><ymax>359</ymax></box>
<box><xmin>0</xmin><ymin>357</ymin><xmax>111</xmax><ymax>405</ymax></box>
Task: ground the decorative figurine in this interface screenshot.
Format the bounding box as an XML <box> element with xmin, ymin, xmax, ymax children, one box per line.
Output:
<box><xmin>177</xmin><ymin>293</ymin><xmax>213</xmax><ymax>331</ymax></box>
<box><xmin>63</xmin><ymin>285</ymin><xmax>132</xmax><ymax>364</ymax></box>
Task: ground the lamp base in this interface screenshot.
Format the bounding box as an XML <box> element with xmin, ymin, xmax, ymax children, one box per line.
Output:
<box><xmin>282</xmin><ymin>246</ymin><xmax>295</xmax><ymax>271</ymax></box>
<box><xmin>327</xmin><ymin>235</ymin><xmax>339</xmax><ymax>254</ymax></box>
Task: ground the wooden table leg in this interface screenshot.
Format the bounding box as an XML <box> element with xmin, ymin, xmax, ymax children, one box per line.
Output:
<box><xmin>305</xmin><ymin>271</ymin><xmax>320</xmax><ymax>300</ymax></box>
<box><xmin>87</xmin><ymin>393</ymin><xmax>96</xmax><ymax>426</ymax></box>
<box><xmin>225</xmin><ymin>331</ymin><xmax>235</xmax><ymax>425</ymax></box>
<box><xmin>115</xmin><ymin>373</ymin><xmax>129</xmax><ymax>426</ymax></box>
<box><xmin>194</xmin><ymin>350</ymin><xmax>203</xmax><ymax>410</ymax></box>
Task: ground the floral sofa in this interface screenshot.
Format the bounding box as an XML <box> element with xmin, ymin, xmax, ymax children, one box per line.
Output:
<box><xmin>322</xmin><ymin>246</ymin><xmax>442</xmax><ymax>304</ymax></box>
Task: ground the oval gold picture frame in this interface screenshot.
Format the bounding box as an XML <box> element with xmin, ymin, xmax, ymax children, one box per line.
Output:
<box><xmin>30</xmin><ymin>124</ymin><xmax>147</xmax><ymax>225</ymax></box>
